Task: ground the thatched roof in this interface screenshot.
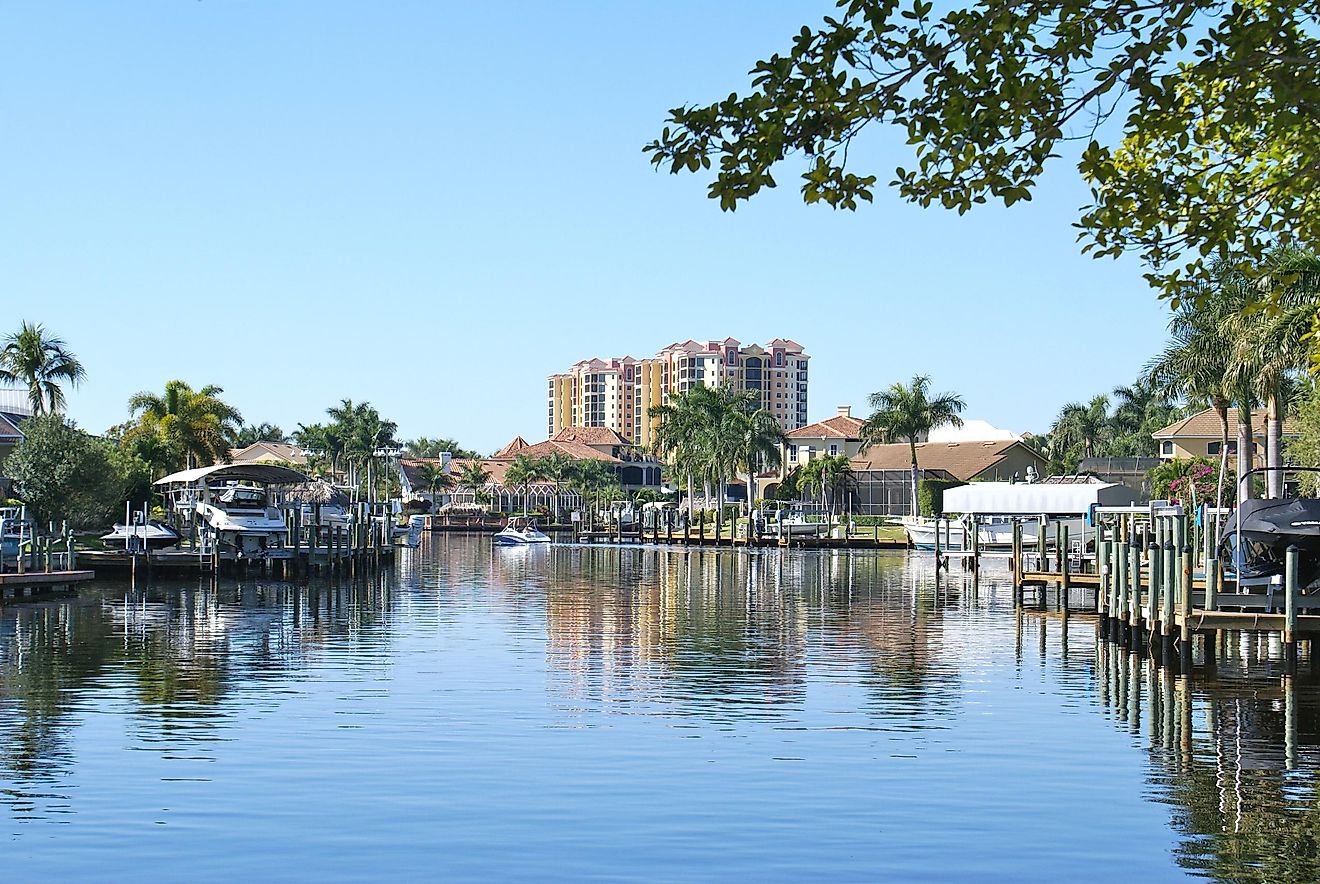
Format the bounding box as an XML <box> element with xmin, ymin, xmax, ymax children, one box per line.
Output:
<box><xmin>283</xmin><ymin>481</ymin><xmax>350</xmax><ymax>506</ymax></box>
<box><xmin>438</xmin><ymin>502</ymin><xmax>487</xmax><ymax>514</ymax></box>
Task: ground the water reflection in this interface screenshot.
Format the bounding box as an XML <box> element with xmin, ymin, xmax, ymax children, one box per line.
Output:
<box><xmin>1093</xmin><ymin>636</ymin><xmax>1320</xmax><ymax>880</ymax></box>
<box><xmin>6</xmin><ymin>536</ymin><xmax>1320</xmax><ymax>879</ymax></box>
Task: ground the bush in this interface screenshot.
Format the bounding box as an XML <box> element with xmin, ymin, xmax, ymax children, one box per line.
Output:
<box><xmin>7</xmin><ymin>415</ymin><xmax>152</xmax><ymax>529</ymax></box>
<box><xmin>1147</xmin><ymin>457</ymin><xmax>1235</xmax><ymax>506</ymax></box>
<box><xmin>918</xmin><ymin>479</ymin><xmax>964</xmax><ymax>517</ymax></box>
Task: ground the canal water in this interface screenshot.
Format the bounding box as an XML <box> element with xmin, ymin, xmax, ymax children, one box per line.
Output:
<box><xmin>3</xmin><ymin>536</ymin><xmax>1318</xmax><ymax>881</ymax></box>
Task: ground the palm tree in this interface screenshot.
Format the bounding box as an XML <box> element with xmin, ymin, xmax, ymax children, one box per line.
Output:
<box><xmin>861</xmin><ymin>375</ymin><xmax>965</xmax><ymax>518</ymax></box>
<box><xmin>1145</xmin><ymin>276</ymin><xmax>1244</xmax><ymax>507</ymax></box>
<box><xmin>537</xmin><ymin>452</ymin><xmax>575</xmax><ymax>523</ymax></box>
<box><xmin>327</xmin><ymin>399</ymin><xmax>398</xmax><ymax>500</ymax></box>
<box><xmin>801</xmin><ymin>454</ymin><xmax>854</xmax><ymax>516</ymax></box>
<box><xmin>503</xmin><ymin>453</ymin><xmax>546</xmax><ymax>516</ymax></box>
<box><xmin>570</xmin><ymin>459</ymin><xmax>619</xmax><ymax>529</ymax></box>
<box><xmin>651</xmin><ymin>385</ymin><xmax>721</xmax><ymax>511</ymax></box>
<box><xmin>234</xmin><ymin>422</ymin><xmax>288</xmax><ymax>447</ymax></box>
<box><xmin>125</xmin><ymin>380</ymin><xmax>243</xmax><ymax>471</ymax></box>
<box><xmin>728</xmin><ymin>400</ymin><xmax>784</xmax><ymax>515</ymax></box>
<box><xmin>413</xmin><ymin>461</ymin><xmax>453</xmax><ymax>511</ymax></box>
<box><xmin>455</xmin><ymin>461</ymin><xmax>491</xmax><ymax>508</ymax></box>
<box><xmin>1237</xmin><ymin>248</ymin><xmax>1319</xmax><ymax>497</ymax></box>
<box><xmin>0</xmin><ymin>321</ymin><xmax>86</xmax><ymax>415</ymax></box>
<box><xmin>1050</xmin><ymin>395</ymin><xmax>1111</xmax><ymax>468</ymax></box>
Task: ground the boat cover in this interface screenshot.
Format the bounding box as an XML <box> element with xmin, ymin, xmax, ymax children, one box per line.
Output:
<box><xmin>941</xmin><ymin>481</ymin><xmax>1143</xmax><ymax>516</ymax></box>
<box><xmin>155</xmin><ymin>463</ymin><xmax>310</xmax><ymax>487</ymax></box>
<box><xmin>1223</xmin><ymin>498</ymin><xmax>1320</xmax><ymax>539</ymax></box>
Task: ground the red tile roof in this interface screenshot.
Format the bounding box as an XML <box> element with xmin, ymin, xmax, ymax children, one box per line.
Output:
<box><xmin>786</xmin><ymin>414</ymin><xmax>864</xmax><ymax>440</ymax></box>
<box><xmin>493</xmin><ymin>436</ymin><xmax>530</xmax><ymax>458</ymax></box>
<box><xmin>551</xmin><ymin>427</ymin><xmax>628</xmax><ymax>447</ymax></box>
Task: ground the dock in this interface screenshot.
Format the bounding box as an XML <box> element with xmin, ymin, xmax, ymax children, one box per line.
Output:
<box><xmin>0</xmin><ymin>569</ymin><xmax>96</xmax><ymax>599</ymax></box>
<box><xmin>1007</xmin><ymin>504</ymin><xmax>1319</xmax><ymax>673</ymax></box>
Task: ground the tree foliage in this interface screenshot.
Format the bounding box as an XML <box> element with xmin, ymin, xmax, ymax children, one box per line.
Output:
<box><xmin>645</xmin><ymin>1</ymin><xmax>1320</xmax><ymax>297</ymax></box>
<box><xmin>403</xmin><ymin>437</ymin><xmax>480</xmax><ymax>460</ymax></box>
<box><xmin>861</xmin><ymin>374</ymin><xmax>964</xmax><ymax>515</ymax></box>
<box><xmin>124</xmin><ymin>380</ymin><xmax>243</xmax><ymax>473</ymax></box>
<box><xmin>0</xmin><ymin>321</ymin><xmax>85</xmax><ymax>415</ymax></box>
<box><xmin>7</xmin><ymin>415</ymin><xmax>151</xmax><ymax>528</ymax></box>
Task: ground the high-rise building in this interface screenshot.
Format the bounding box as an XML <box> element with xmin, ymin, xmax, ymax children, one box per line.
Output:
<box><xmin>548</xmin><ymin>338</ymin><xmax>809</xmax><ymax>446</ymax></box>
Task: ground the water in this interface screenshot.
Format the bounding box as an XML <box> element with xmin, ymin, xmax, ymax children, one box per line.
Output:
<box><xmin>3</xmin><ymin>536</ymin><xmax>1319</xmax><ymax>881</ymax></box>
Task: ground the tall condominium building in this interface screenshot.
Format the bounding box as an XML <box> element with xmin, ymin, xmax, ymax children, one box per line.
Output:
<box><xmin>548</xmin><ymin>338</ymin><xmax>809</xmax><ymax>446</ymax></box>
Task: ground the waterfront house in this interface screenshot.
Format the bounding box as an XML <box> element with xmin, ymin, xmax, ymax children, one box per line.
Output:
<box><xmin>783</xmin><ymin>406</ymin><xmax>866</xmax><ymax>469</ymax></box>
<box><xmin>1151</xmin><ymin>407</ymin><xmax>1296</xmax><ymax>461</ymax></box>
<box><xmin>848</xmin><ymin>439</ymin><xmax>1049</xmax><ymax>516</ymax></box>
<box><xmin>229</xmin><ymin>441</ymin><xmax>309</xmax><ymax>466</ymax></box>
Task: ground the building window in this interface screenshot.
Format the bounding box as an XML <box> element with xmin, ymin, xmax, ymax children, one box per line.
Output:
<box><xmin>789</xmin><ymin>445</ymin><xmax>798</xmax><ymax>462</ymax></box>
<box><xmin>1207</xmin><ymin>441</ymin><xmax>1221</xmax><ymax>456</ymax></box>
<box><xmin>1160</xmin><ymin>440</ymin><xmax>1174</xmax><ymax>456</ymax></box>
<box><xmin>829</xmin><ymin>444</ymin><xmax>839</xmax><ymax>456</ymax></box>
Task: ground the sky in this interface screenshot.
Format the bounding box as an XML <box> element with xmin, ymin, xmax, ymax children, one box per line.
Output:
<box><xmin>0</xmin><ymin>2</ymin><xmax>1172</xmax><ymax>453</ymax></box>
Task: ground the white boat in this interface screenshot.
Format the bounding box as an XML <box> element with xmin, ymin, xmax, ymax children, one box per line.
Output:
<box><xmin>755</xmin><ymin>504</ymin><xmax>835</xmax><ymax>538</ymax></box>
<box><xmin>900</xmin><ymin>516</ymin><xmax>1083</xmax><ymax>550</ymax></box>
<box><xmin>494</xmin><ymin>519</ymin><xmax>551</xmax><ymax>545</ymax></box>
<box><xmin>902</xmin><ymin>477</ymin><xmax>1144</xmax><ymax>551</ymax></box>
<box><xmin>102</xmin><ymin>519</ymin><xmax>182</xmax><ymax>551</ymax></box>
<box><xmin>156</xmin><ymin>463</ymin><xmax>310</xmax><ymax>560</ymax></box>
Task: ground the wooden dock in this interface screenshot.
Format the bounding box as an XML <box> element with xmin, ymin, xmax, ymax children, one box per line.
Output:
<box><xmin>1009</xmin><ymin>507</ymin><xmax>1320</xmax><ymax>674</ymax></box>
<box><xmin>0</xmin><ymin>569</ymin><xmax>96</xmax><ymax>599</ymax></box>
<box><xmin>571</xmin><ymin>524</ymin><xmax>908</xmax><ymax>550</ymax></box>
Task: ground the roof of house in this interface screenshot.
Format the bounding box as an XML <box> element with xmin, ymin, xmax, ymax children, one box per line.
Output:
<box><xmin>520</xmin><ymin>439</ymin><xmax>619</xmax><ymax>462</ymax></box>
<box><xmin>493</xmin><ymin>436</ymin><xmax>530</xmax><ymax>458</ymax></box>
<box><xmin>1151</xmin><ymin>407</ymin><xmax>1298</xmax><ymax>439</ymax></box>
<box><xmin>786</xmin><ymin>414</ymin><xmax>865</xmax><ymax>440</ymax></box>
<box><xmin>550</xmin><ymin>426</ymin><xmax>628</xmax><ymax>447</ymax></box>
<box><xmin>230</xmin><ymin>441</ymin><xmax>308</xmax><ymax>465</ymax></box>
<box><xmin>850</xmin><ymin>439</ymin><xmax>1045</xmax><ymax>481</ymax></box>
<box><xmin>0</xmin><ymin>413</ymin><xmax>22</xmax><ymax>442</ymax></box>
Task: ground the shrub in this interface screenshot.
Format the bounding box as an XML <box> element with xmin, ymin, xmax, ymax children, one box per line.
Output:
<box><xmin>918</xmin><ymin>479</ymin><xmax>965</xmax><ymax>517</ymax></box>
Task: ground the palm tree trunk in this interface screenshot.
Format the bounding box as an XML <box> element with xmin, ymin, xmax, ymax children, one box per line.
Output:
<box><xmin>1215</xmin><ymin>402</ymin><xmax>1230</xmax><ymax>510</ymax></box>
<box><xmin>908</xmin><ymin>439</ymin><xmax>920</xmax><ymax>518</ymax></box>
<box><xmin>1268</xmin><ymin>391</ymin><xmax>1283</xmax><ymax>499</ymax></box>
<box><xmin>1237</xmin><ymin>403</ymin><xmax>1255</xmax><ymax>501</ymax></box>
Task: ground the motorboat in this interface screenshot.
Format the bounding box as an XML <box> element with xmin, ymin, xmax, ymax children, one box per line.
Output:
<box><xmin>494</xmin><ymin>519</ymin><xmax>551</xmax><ymax>545</ymax></box>
<box><xmin>901</xmin><ymin>516</ymin><xmax>1085</xmax><ymax>550</ymax></box>
<box><xmin>102</xmin><ymin>519</ymin><xmax>182</xmax><ymax>551</ymax></box>
<box><xmin>156</xmin><ymin>463</ymin><xmax>310</xmax><ymax>560</ymax></box>
<box><xmin>755</xmin><ymin>504</ymin><xmax>835</xmax><ymax>538</ymax></box>
<box><xmin>1219</xmin><ymin>496</ymin><xmax>1320</xmax><ymax>589</ymax></box>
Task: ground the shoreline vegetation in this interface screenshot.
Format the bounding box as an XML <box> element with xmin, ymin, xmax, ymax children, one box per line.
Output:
<box><xmin>6</xmin><ymin>253</ymin><xmax>1320</xmax><ymax>538</ymax></box>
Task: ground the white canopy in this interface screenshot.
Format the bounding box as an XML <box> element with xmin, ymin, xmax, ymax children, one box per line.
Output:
<box><xmin>155</xmin><ymin>463</ymin><xmax>310</xmax><ymax>487</ymax></box>
<box><xmin>942</xmin><ymin>480</ymin><xmax>1143</xmax><ymax>516</ymax></box>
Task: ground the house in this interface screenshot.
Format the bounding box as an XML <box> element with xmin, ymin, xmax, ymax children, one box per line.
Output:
<box><xmin>402</xmin><ymin>427</ymin><xmax>663</xmax><ymax>514</ymax></box>
<box><xmin>783</xmin><ymin>406</ymin><xmax>866</xmax><ymax>469</ymax></box>
<box><xmin>230</xmin><ymin>441</ymin><xmax>308</xmax><ymax>466</ymax></box>
<box><xmin>1151</xmin><ymin>407</ymin><xmax>1297</xmax><ymax>461</ymax></box>
<box><xmin>848</xmin><ymin>439</ymin><xmax>1049</xmax><ymax>516</ymax></box>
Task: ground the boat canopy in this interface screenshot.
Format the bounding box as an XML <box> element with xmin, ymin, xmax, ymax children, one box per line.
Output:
<box><xmin>154</xmin><ymin>463</ymin><xmax>310</xmax><ymax>487</ymax></box>
<box><xmin>942</xmin><ymin>481</ymin><xmax>1142</xmax><ymax>516</ymax></box>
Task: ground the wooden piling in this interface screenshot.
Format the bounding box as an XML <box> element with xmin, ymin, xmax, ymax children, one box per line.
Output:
<box><xmin>1179</xmin><ymin>544</ymin><xmax>1193</xmax><ymax>669</ymax></box>
<box><xmin>1286</xmin><ymin>544</ymin><xmax>1300</xmax><ymax>672</ymax></box>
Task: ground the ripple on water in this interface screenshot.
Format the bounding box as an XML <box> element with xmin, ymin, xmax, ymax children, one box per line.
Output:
<box><xmin>0</xmin><ymin>539</ymin><xmax>1314</xmax><ymax>880</ymax></box>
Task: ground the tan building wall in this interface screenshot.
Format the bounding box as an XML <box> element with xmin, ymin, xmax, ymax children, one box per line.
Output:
<box><xmin>1156</xmin><ymin>437</ymin><xmax>1264</xmax><ymax>461</ymax></box>
<box><xmin>970</xmin><ymin>447</ymin><xmax>1046</xmax><ymax>482</ymax></box>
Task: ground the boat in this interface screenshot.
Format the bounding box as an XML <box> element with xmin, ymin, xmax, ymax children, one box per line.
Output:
<box><xmin>494</xmin><ymin>518</ymin><xmax>551</xmax><ymax>545</ymax></box>
<box><xmin>0</xmin><ymin>506</ymin><xmax>36</xmax><ymax>557</ymax></box>
<box><xmin>1218</xmin><ymin>468</ymin><xmax>1320</xmax><ymax>589</ymax></box>
<box><xmin>156</xmin><ymin>463</ymin><xmax>310</xmax><ymax>560</ymax></box>
<box><xmin>755</xmin><ymin>504</ymin><xmax>835</xmax><ymax>538</ymax></box>
<box><xmin>902</xmin><ymin>477</ymin><xmax>1143</xmax><ymax>550</ymax></box>
<box><xmin>102</xmin><ymin>519</ymin><xmax>182</xmax><ymax>551</ymax></box>
<box><xmin>900</xmin><ymin>515</ymin><xmax>1084</xmax><ymax>550</ymax></box>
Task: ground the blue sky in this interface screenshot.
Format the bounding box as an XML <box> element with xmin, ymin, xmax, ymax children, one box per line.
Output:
<box><xmin>0</xmin><ymin>2</ymin><xmax>1171</xmax><ymax>453</ymax></box>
